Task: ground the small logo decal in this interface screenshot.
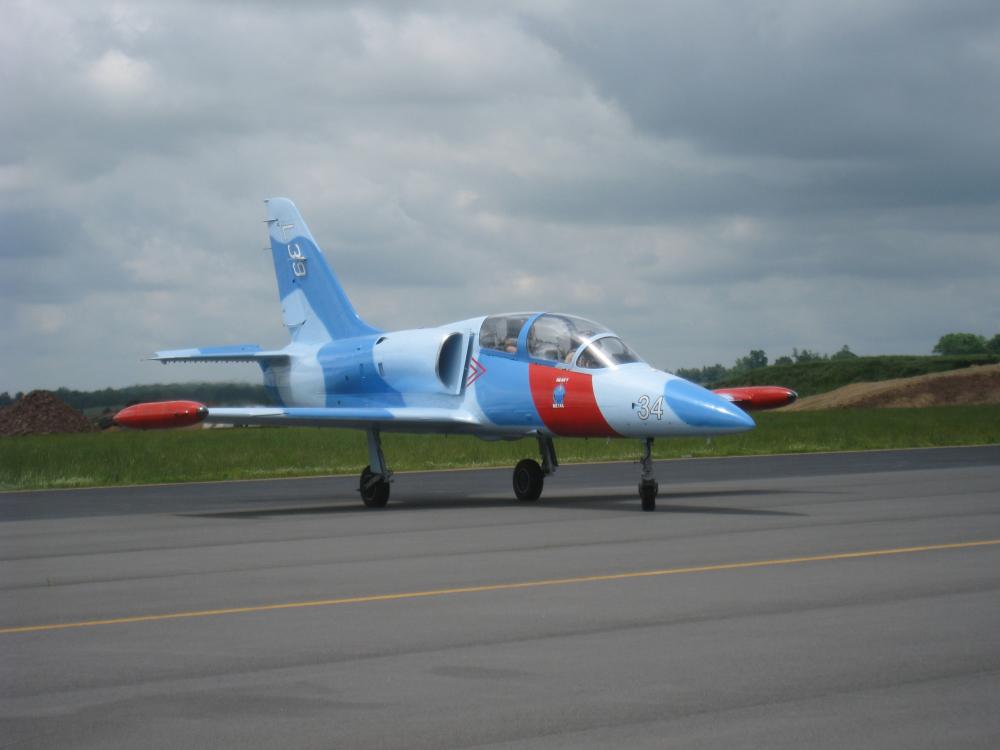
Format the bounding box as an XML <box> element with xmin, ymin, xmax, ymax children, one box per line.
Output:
<box><xmin>466</xmin><ymin>357</ymin><xmax>487</xmax><ymax>387</ymax></box>
<box><xmin>552</xmin><ymin>377</ymin><xmax>569</xmax><ymax>409</ymax></box>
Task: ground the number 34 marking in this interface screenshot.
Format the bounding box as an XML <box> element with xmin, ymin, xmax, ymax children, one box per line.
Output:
<box><xmin>635</xmin><ymin>395</ymin><xmax>664</xmax><ymax>421</ymax></box>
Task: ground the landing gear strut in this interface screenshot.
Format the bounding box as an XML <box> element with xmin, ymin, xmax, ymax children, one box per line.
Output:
<box><xmin>513</xmin><ymin>435</ymin><xmax>558</xmax><ymax>501</ymax></box>
<box><xmin>638</xmin><ymin>437</ymin><xmax>658</xmax><ymax>512</ymax></box>
<box><xmin>359</xmin><ymin>428</ymin><xmax>392</xmax><ymax>508</ymax></box>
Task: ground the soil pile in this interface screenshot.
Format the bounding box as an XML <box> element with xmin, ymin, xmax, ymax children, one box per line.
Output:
<box><xmin>787</xmin><ymin>363</ymin><xmax>1000</xmax><ymax>411</ymax></box>
<box><xmin>0</xmin><ymin>390</ymin><xmax>95</xmax><ymax>436</ymax></box>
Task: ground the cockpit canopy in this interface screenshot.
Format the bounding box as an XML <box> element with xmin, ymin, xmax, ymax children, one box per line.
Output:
<box><xmin>478</xmin><ymin>313</ymin><xmax>533</xmax><ymax>355</ymax></box>
<box><xmin>479</xmin><ymin>313</ymin><xmax>643</xmax><ymax>369</ymax></box>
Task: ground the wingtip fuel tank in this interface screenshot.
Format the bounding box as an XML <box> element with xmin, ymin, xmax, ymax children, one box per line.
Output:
<box><xmin>712</xmin><ymin>386</ymin><xmax>798</xmax><ymax>411</ymax></box>
<box><xmin>113</xmin><ymin>401</ymin><xmax>208</xmax><ymax>430</ymax></box>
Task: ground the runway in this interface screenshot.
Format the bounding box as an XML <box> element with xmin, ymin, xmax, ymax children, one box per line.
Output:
<box><xmin>2</xmin><ymin>446</ymin><xmax>1000</xmax><ymax>748</ymax></box>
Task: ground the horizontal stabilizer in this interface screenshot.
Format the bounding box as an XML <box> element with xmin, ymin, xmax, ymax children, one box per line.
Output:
<box><xmin>151</xmin><ymin>345</ymin><xmax>289</xmax><ymax>364</ymax></box>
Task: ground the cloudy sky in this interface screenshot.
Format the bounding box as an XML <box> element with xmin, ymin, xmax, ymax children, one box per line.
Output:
<box><xmin>3</xmin><ymin>0</ymin><xmax>999</xmax><ymax>393</ymax></box>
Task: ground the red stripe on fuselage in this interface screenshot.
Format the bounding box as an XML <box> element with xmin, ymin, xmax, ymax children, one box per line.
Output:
<box><xmin>528</xmin><ymin>364</ymin><xmax>618</xmax><ymax>437</ymax></box>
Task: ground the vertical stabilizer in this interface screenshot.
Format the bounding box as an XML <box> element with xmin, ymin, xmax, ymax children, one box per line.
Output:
<box><xmin>265</xmin><ymin>197</ymin><xmax>380</xmax><ymax>342</ymax></box>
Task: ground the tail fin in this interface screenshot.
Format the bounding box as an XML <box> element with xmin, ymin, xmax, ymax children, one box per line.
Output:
<box><xmin>265</xmin><ymin>197</ymin><xmax>380</xmax><ymax>343</ymax></box>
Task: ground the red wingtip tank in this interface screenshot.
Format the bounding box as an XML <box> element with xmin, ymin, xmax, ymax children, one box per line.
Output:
<box><xmin>113</xmin><ymin>401</ymin><xmax>209</xmax><ymax>430</ymax></box>
<box><xmin>712</xmin><ymin>386</ymin><xmax>798</xmax><ymax>411</ymax></box>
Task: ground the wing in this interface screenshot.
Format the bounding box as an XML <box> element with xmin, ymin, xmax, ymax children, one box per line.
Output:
<box><xmin>114</xmin><ymin>400</ymin><xmax>487</xmax><ymax>433</ymax></box>
<box><xmin>204</xmin><ymin>406</ymin><xmax>485</xmax><ymax>434</ymax></box>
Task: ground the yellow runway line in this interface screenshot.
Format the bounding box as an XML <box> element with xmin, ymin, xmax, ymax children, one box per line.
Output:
<box><xmin>4</xmin><ymin>538</ymin><xmax>999</xmax><ymax>635</ymax></box>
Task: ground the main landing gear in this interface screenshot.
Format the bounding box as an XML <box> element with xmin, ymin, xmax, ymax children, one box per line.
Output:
<box><xmin>513</xmin><ymin>435</ymin><xmax>558</xmax><ymax>501</ymax></box>
<box><xmin>359</xmin><ymin>429</ymin><xmax>392</xmax><ymax>508</ymax></box>
<box><xmin>360</xmin><ymin>429</ymin><xmax>659</xmax><ymax>512</ymax></box>
<box><xmin>638</xmin><ymin>437</ymin><xmax>658</xmax><ymax>512</ymax></box>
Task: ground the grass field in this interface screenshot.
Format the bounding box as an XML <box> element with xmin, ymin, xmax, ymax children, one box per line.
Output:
<box><xmin>2</xmin><ymin>405</ymin><xmax>998</xmax><ymax>491</ymax></box>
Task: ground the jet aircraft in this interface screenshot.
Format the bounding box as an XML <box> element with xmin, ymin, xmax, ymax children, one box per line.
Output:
<box><xmin>116</xmin><ymin>198</ymin><xmax>795</xmax><ymax>511</ymax></box>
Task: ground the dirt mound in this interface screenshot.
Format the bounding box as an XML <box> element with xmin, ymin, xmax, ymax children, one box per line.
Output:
<box><xmin>787</xmin><ymin>363</ymin><xmax>1000</xmax><ymax>411</ymax></box>
<box><xmin>0</xmin><ymin>390</ymin><xmax>95</xmax><ymax>436</ymax></box>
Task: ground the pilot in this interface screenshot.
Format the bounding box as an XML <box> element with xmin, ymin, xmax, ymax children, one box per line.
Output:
<box><xmin>577</xmin><ymin>348</ymin><xmax>598</xmax><ymax>368</ymax></box>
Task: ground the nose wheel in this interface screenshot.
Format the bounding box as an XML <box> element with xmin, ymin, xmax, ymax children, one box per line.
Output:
<box><xmin>638</xmin><ymin>438</ymin><xmax>658</xmax><ymax>511</ymax></box>
<box><xmin>639</xmin><ymin>479</ymin><xmax>658</xmax><ymax>511</ymax></box>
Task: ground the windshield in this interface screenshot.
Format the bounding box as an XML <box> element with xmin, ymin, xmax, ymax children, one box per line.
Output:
<box><xmin>526</xmin><ymin>314</ymin><xmax>610</xmax><ymax>363</ymax></box>
<box><xmin>577</xmin><ymin>336</ymin><xmax>643</xmax><ymax>369</ymax></box>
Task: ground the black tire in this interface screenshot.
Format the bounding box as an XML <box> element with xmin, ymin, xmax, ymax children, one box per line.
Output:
<box><xmin>639</xmin><ymin>479</ymin><xmax>658</xmax><ymax>512</ymax></box>
<box><xmin>359</xmin><ymin>466</ymin><xmax>390</xmax><ymax>508</ymax></box>
<box><xmin>513</xmin><ymin>459</ymin><xmax>544</xmax><ymax>501</ymax></box>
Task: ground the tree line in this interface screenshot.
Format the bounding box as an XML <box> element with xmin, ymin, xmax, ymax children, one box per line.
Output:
<box><xmin>932</xmin><ymin>332</ymin><xmax>1000</xmax><ymax>356</ymax></box>
<box><xmin>0</xmin><ymin>382</ymin><xmax>273</xmax><ymax>411</ymax></box>
<box><xmin>674</xmin><ymin>345</ymin><xmax>860</xmax><ymax>384</ymax></box>
<box><xmin>675</xmin><ymin>331</ymin><xmax>1000</xmax><ymax>385</ymax></box>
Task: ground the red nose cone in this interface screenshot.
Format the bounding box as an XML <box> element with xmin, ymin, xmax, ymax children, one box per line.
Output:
<box><xmin>113</xmin><ymin>401</ymin><xmax>208</xmax><ymax>430</ymax></box>
<box><xmin>712</xmin><ymin>386</ymin><xmax>798</xmax><ymax>411</ymax></box>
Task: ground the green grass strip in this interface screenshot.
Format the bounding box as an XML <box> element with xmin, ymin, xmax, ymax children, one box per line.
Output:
<box><xmin>2</xmin><ymin>405</ymin><xmax>998</xmax><ymax>491</ymax></box>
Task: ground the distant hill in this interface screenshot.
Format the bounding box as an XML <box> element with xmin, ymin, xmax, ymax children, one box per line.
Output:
<box><xmin>786</xmin><ymin>363</ymin><xmax>1000</xmax><ymax>410</ymax></box>
<box><xmin>709</xmin><ymin>355</ymin><xmax>1000</xmax><ymax>397</ymax></box>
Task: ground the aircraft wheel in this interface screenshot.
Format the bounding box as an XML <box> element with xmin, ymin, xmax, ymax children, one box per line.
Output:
<box><xmin>359</xmin><ymin>466</ymin><xmax>390</xmax><ymax>508</ymax></box>
<box><xmin>513</xmin><ymin>459</ymin><xmax>544</xmax><ymax>501</ymax></box>
<box><xmin>639</xmin><ymin>479</ymin><xmax>658</xmax><ymax>512</ymax></box>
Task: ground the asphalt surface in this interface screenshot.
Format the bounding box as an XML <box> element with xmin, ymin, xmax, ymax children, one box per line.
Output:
<box><xmin>2</xmin><ymin>446</ymin><xmax>999</xmax><ymax>748</ymax></box>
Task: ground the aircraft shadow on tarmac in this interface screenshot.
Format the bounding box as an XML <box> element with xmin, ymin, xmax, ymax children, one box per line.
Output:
<box><xmin>183</xmin><ymin>488</ymin><xmax>805</xmax><ymax>519</ymax></box>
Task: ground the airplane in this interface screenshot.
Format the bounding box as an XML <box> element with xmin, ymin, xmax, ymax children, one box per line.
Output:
<box><xmin>115</xmin><ymin>198</ymin><xmax>796</xmax><ymax>511</ymax></box>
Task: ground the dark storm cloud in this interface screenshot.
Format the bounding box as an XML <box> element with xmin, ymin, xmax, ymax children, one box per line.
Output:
<box><xmin>488</xmin><ymin>153</ymin><xmax>1000</xmax><ymax>224</ymax></box>
<box><xmin>520</xmin><ymin>1</ymin><xmax>1000</xmax><ymax>214</ymax></box>
<box><xmin>529</xmin><ymin>1</ymin><xmax>1000</xmax><ymax>158</ymax></box>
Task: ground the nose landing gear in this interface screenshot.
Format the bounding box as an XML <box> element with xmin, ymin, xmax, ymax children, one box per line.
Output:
<box><xmin>359</xmin><ymin>429</ymin><xmax>660</xmax><ymax>512</ymax></box>
<box><xmin>638</xmin><ymin>437</ymin><xmax>658</xmax><ymax>512</ymax></box>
